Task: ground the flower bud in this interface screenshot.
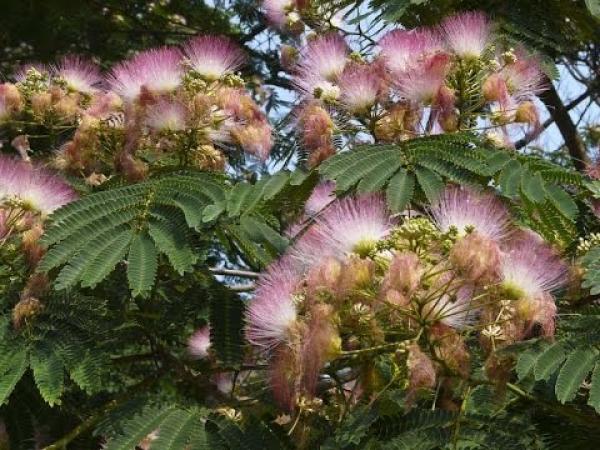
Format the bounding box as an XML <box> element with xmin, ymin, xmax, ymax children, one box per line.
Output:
<box><xmin>383</xmin><ymin>288</ymin><xmax>410</xmax><ymax>308</ymax></box>
<box><xmin>430</xmin><ymin>323</ymin><xmax>470</xmax><ymax>378</ymax></box>
<box><xmin>192</xmin><ymin>144</ymin><xmax>227</xmax><ymax>171</ymax></box>
<box><xmin>406</xmin><ymin>343</ymin><xmax>436</xmax><ymax>401</ymax></box>
<box><xmin>0</xmin><ymin>83</ymin><xmax>23</xmax><ymax>116</ymax></box>
<box><xmin>231</xmin><ymin>121</ymin><xmax>273</xmax><ymax>160</ymax></box>
<box><xmin>307</xmin><ymin>144</ymin><xmax>336</xmax><ymax>168</ymax></box>
<box><xmin>299</xmin><ymin>103</ymin><xmax>334</xmax><ymax>150</ymax></box>
<box><xmin>383</xmin><ymin>251</ymin><xmax>422</xmax><ymax>296</ymax></box>
<box><xmin>118</xmin><ymin>153</ymin><xmax>148</xmax><ymax>181</ymax></box>
<box><xmin>514</xmin><ymin>101</ymin><xmax>538</xmax><ymax>125</ymax></box>
<box><xmin>54</xmin><ymin>94</ymin><xmax>80</xmax><ymax>120</ymax></box>
<box><xmin>31</xmin><ymin>92</ymin><xmax>53</xmax><ymax>117</ymax></box>
<box><xmin>21</xmin><ymin>223</ymin><xmax>45</xmax><ymax>267</ymax></box>
<box><xmin>435</xmin><ymin>85</ymin><xmax>457</xmax><ymax>130</ymax></box>
<box><xmin>193</xmin><ymin>93</ymin><xmax>212</xmax><ymax>116</ymax></box>
<box><xmin>482</xmin><ymin>73</ymin><xmax>507</xmax><ymax>102</ymax></box>
<box><xmin>11</xmin><ymin>135</ymin><xmax>31</xmax><ymax>161</ymax></box>
<box><xmin>339</xmin><ymin>257</ymin><xmax>374</xmax><ymax>293</ymax></box>
<box><xmin>449</xmin><ymin>232</ymin><xmax>501</xmax><ymax>284</ymax></box>
<box><xmin>306</xmin><ymin>256</ymin><xmax>343</xmax><ymax>297</ymax></box>
<box><xmin>12</xmin><ymin>297</ymin><xmax>43</xmax><ymax>329</ymax></box>
<box><xmin>374</xmin><ymin>104</ymin><xmax>419</xmax><ymax>142</ymax></box>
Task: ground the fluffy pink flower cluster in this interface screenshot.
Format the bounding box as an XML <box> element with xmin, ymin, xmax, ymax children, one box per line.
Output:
<box><xmin>2</xmin><ymin>35</ymin><xmax>273</xmax><ymax>180</ymax></box>
<box><xmin>268</xmin><ymin>11</ymin><xmax>546</xmax><ymax>166</ymax></box>
<box><xmin>0</xmin><ymin>155</ymin><xmax>77</xmax><ymax>272</ymax></box>
<box><xmin>245</xmin><ymin>182</ymin><xmax>569</xmax><ymax>410</ymax></box>
<box><xmin>0</xmin><ymin>155</ymin><xmax>76</xmax><ymax>218</ymax></box>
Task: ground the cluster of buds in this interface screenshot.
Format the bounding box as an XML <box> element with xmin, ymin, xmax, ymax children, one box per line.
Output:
<box><xmin>264</xmin><ymin>9</ymin><xmax>547</xmax><ymax>166</ymax></box>
<box><xmin>1</xmin><ymin>57</ymin><xmax>107</xmax><ymax>129</ymax></box>
<box><xmin>2</xmin><ymin>36</ymin><xmax>273</xmax><ymax>180</ymax></box>
<box><xmin>244</xmin><ymin>182</ymin><xmax>569</xmax><ymax>415</ymax></box>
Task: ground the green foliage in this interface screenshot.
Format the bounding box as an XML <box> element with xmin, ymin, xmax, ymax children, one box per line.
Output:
<box><xmin>510</xmin><ymin>310</ymin><xmax>600</xmax><ymax>411</ymax></box>
<box><xmin>37</xmin><ymin>173</ymin><xmax>225</xmax><ymax>293</ymax></box>
<box><xmin>580</xmin><ymin>247</ymin><xmax>600</xmax><ymax>295</ymax></box>
<box><xmin>127</xmin><ymin>231</ymin><xmax>158</xmax><ymax>298</ymax></box>
<box><xmin>102</xmin><ymin>405</ymin><xmax>201</xmax><ymax>450</ymax></box>
<box><xmin>0</xmin><ymin>347</ymin><xmax>28</xmax><ymax>405</ymax></box>
<box><xmin>320</xmin><ymin>133</ymin><xmax>496</xmax><ymax>212</ymax></box>
<box><xmin>29</xmin><ymin>342</ymin><xmax>65</xmax><ymax>406</ymax></box>
<box><xmin>209</xmin><ymin>284</ymin><xmax>246</xmax><ymax>367</ymax></box>
<box><xmin>206</xmin><ymin>415</ymin><xmax>289</xmax><ymax>450</ymax></box>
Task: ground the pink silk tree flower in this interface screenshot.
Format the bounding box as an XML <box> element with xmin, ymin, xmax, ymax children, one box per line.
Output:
<box><xmin>500</xmin><ymin>52</ymin><xmax>547</xmax><ymax>102</ymax></box>
<box><xmin>0</xmin><ymin>155</ymin><xmax>77</xmax><ymax>216</ymax></box>
<box><xmin>263</xmin><ymin>0</ymin><xmax>294</xmax><ymax>29</ymax></box>
<box><xmin>145</xmin><ymin>99</ymin><xmax>188</xmax><ymax>132</ymax></box>
<box><xmin>246</xmin><ymin>259</ymin><xmax>301</xmax><ymax>351</ymax></box>
<box><xmin>285</xmin><ymin>181</ymin><xmax>335</xmax><ymax>239</ymax></box>
<box><xmin>421</xmin><ymin>274</ymin><xmax>478</xmax><ymax>329</ymax></box>
<box><xmin>304</xmin><ymin>181</ymin><xmax>336</xmax><ymax>217</ymax></box>
<box><xmin>500</xmin><ymin>232</ymin><xmax>568</xmax><ymax>336</ymax></box>
<box><xmin>379</xmin><ymin>28</ymin><xmax>443</xmax><ymax>74</ymax></box>
<box><xmin>292</xmin><ymin>194</ymin><xmax>393</xmax><ymax>266</ymax></box>
<box><xmin>182</xmin><ymin>35</ymin><xmax>246</xmax><ymax>81</ymax></box>
<box><xmin>293</xmin><ymin>33</ymin><xmax>348</xmax><ymax>97</ymax></box>
<box><xmin>52</xmin><ymin>55</ymin><xmax>102</xmax><ymax>94</ymax></box>
<box><xmin>107</xmin><ymin>47</ymin><xmax>182</xmax><ymax>101</ymax></box>
<box><xmin>430</xmin><ymin>186</ymin><xmax>511</xmax><ymax>242</ymax></box>
<box><xmin>231</xmin><ymin>120</ymin><xmax>274</xmax><ymax>160</ymax></box>
<box><xmin>188</xmin><ymin>325</ymin><xmax>211</xmax><ymax>359</ymax></box>
<box><xmin>500</xmin><ymin>232</ymin><xmax>568</xmax><ymax>301</ymax></box>
<box><xmin>337</xmin><ymin>63</ymin><xmax>382</xmax><ymax>113</ymax></box>
<box><xmin>394</xmin><ymin>53</ymin><xmax>451</xmax><ymax>104</ymax></box>
<box><xmin>441</xmin><ymin>11</ymin><xmax>492</xmax><ymax>59</ymax></box>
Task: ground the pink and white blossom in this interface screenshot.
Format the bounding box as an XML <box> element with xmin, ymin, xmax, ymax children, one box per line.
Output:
<box><xmin>500</xmin><ymin>52</ymin><xmax>546</xmax><ymax>102</ymax></box>
<box><xmin>188</xmin><ymin>326</ymin><xmax>211</xmax><ymax>359</ymax></box>
<box><xmin>246</xmin><ymin>259</ymin><xmax>301</xmax><ymax>351</ymax></box>
<box><xmin>304</xmin><ymin>181</ymin><xmax>336</xmax><ymax>216</ymax></box>
<box><xmin>292</xmin><ymin>194</ymin><xmax>392</xmax><ymax>265</ymax></box>
<box><xmin>441</xmin><ymin>11</ymin><xmax>492</xmax><ymax>58</ymax></box>
<box><xmin>145</xmin><ymin>99</ymin><xmax>188</xmax><ymax>131</ymax></box>
<box><xmin>0</xmin><ymin>155</ymin><xmax>77</xmax><ymax>215</ymax></box>
<box><xmin>263</xmin><ymin>0</ymin><xmax>294</xmax><ymax>29</ymax></box>
<box><xmin>337</xmin><ymin>64</ymin><xmax>381</xmax><ymax>113</ymax></box>
<box><xmin>107</xmin><ymin>47</ymin><xmax>182</xmax><ymax>101</ymax></box>
<box><xmin>394</xmin><ymin>53</ymin><xmax>451</xmax><ymax>104</ymax></box>
<box><xmin>430</xmin><ymin>186</ymin><xmax>511</xmax><ymax>241</ymax></box>
<box><xmin>182</xmin><ymin>35</ymin><xmax>246</xmax><ymax>80</ymax></box>
<box><xmin>294</xmin><ymin>33</ymin><xmax>348</xmax><ymax>96</ymax></box>
<box><xmin>500</xmin><ymin>231</ymin><xmax>568</xmax><ymax>300</ymax></box>
<box><xmin>379</xmin><ymin>28</ymin><xmax>442</xmax><ymax>74</ymax></box>
<box><xmin>422</xmin><ymin>285</ymin><xmax>477</xmax><ymax>329</ymax></box>
<box><xmin>52</xmin><ymin>56</ymin><xmax>102</xmax><ymax>94</ymax></box>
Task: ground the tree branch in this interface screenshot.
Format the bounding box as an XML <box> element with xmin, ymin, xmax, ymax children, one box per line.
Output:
<box><xmin>209</xmin><ymin>267</ymin><xmax>260</xmax><ymax>278</ymax></box>
<box><xmin>537</xmin><ymin>78</ymin><xmax>589</xmax><ymax>171</ymax></box>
